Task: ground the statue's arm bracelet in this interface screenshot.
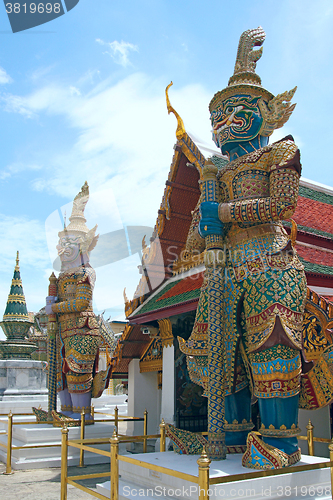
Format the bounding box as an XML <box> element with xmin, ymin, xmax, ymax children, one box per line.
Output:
<box><xmin>218</xmin><ymin>168</ymin><xmax>300</xmax><ymax>224</ymax></box>
<box><xmin>52</xmin><ymin>283</ymin><xmax>92</xmax><ymax>313</ymax></box>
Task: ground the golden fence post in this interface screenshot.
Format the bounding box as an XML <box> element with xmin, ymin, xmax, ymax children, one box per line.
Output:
<box><xmin>91</xmin><ymin>404</ymin><xmax>94</xmax><ymax>421</ymax></box>
<box><xmin>197</xmin><ymin>446</ymin><xmax>211</xmax><ymax>500</ymax></box>
<box><xmin>4</xmin><ymin>411</ymin><xmax>13</xmax><ymax>475</ymax></box>
<box><xmin>306</xmin><ymin>420</ymin><xmax>314</xmax><ymax>456</ymax></box>
<box><xmin>110</xmin><ymin>429</ymin><xmax>119</xmax><ymax>500</ymax></box>
<box><xmin>60</xmin><ymin>426</ymin><xmax>68</xmax><ymax>500</ymax></box>
<box><xmin>114</xmin><ymin>406</ymin><xmax>118</xmax><ymax>433</ymax></box>
<box><xmin>79</xmin><ymin>409</ymin><xmax>85</xmax><ymax>467</ymax></box>
<box><xmin>143</xmin><ymin>409</ymin><xmax>148</xmax><ymax>453</ymax></box>
<box><xmin>159</xmin><ymin>419</ymin><xmax>166</xmax><ymax>452</ymax></box>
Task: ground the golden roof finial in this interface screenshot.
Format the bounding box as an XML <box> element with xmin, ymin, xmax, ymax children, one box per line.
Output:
<box><xmin>15</xmin><ymin>251</ymin><xmax>19</xmax><ymax>271</ymax></box>
<box><xmin>165</xmin><ymin>82</ymin><xmax>186</xmax><ymax>140</ymax></box>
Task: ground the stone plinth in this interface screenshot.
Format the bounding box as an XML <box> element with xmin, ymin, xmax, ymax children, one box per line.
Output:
<box><xmin>0</xmin><ymin>359</ymin><xmax>48</xmax><ymax>414</ymax></box>
<box><xmin>0</xmin><ymin>339</ymin><xmax>37</xmax><ymax>360</ymax></box>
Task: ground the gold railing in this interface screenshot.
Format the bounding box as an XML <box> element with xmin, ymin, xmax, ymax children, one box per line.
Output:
<box><xmin>60</xmin><ymin>420</ymin><xmax>166</xmax><ymax>500</ymax></box>
<box><xmin>0</xmin><ymin>407</ymin><xmax>147</xmax><ymax>474</ymax></box>
<box><xmin>59</xmin><ymin>419</ymin><xmax>333</xmax><ymax>500</ymax></box>
<box><xmin>297</xmin><ymin>419</ymin><xmax>333</xmax><ymax>456</ymax></box>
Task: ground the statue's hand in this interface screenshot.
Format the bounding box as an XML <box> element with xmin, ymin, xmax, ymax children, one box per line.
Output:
<box><xmin>45</xmin><ymin>295</ymin><xmax>57</xmax><ymax>315</ymax></box>
<box><xmin>198</xmin><ymin>201</ymin><xmax>224</xmax><ymax>238</ymax></box>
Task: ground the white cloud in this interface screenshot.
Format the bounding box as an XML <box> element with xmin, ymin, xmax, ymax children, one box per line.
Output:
<box><xmin>96</xmin><ymin>39</ymin><xmax>138</xmax><ymax>67</ymax></box>
<box><xmin>0</xmin><ymin>214</ymin><xmax>50</xmax><ymax>273</ymax></box>
<box><xmin>0</xmin><ymin>67</ymin><xmax>12</xmax><ymax>84</ymax></box>
<box><xmin>2</xmin><ymin>73</ymin><xmax>214</xmax><ymax>222</ymax></box>
<box><xmin>29</xmin><ymin>64</ymin><xmax>56</xmax><ymax>83</ymax></box>
<box><xmin>70</xmin><ymin>86</ymin><xmax>81</xmax><ymax>96</ymax></box>
<box><xmin>1</xmin><ymin>94</ymin><xmax>34</xmax><ymax>117</ymax></box>
<box><xmin>0</xmin><ymin>72</ymin><xmax>216</xmax><ymax>315</ymax></box>
<box><xmin>0</xmin><ymin>162</ymin><xmax>42</xmax><ymax>180</ymax></box>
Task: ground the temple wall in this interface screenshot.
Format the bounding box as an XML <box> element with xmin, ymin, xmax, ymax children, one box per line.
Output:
<box><xmin>160</xmin><ymin>344</ymin><xmax>175</xmax><ymax>424</ymax></box>
<box><xmin>127</xmin><ymin>359</ymin><xmax>161</xmax><ymax>439</ymax></box>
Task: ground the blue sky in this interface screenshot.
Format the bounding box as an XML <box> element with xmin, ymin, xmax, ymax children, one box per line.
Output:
<box><xmin>0</xmin><ymin>0</ymin><xmax>332</xmax><ymax>338</ymax></box>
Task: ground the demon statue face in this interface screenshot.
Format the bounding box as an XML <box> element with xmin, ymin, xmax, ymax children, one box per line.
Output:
<box><xmin>209</xmin><ymin>27</ymin><xmax>297</xmax><ymax>157</ymax></box>
<box><xmin>211</xmin><ymin>94</ymin><xmax>263</xmax><ymax>151</ymax></box>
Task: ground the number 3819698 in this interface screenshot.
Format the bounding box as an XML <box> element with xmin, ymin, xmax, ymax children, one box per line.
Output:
<box><xmin>5</xmin><ymin>3</ymin><xmax>61</xmax><ymax>14</ymax></box>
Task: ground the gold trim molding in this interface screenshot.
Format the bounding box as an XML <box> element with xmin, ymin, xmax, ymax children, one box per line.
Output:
<box><xmin>158</xmin><ymin>318</ymin><xmax>173</xmax><ymax>348</ymax></box>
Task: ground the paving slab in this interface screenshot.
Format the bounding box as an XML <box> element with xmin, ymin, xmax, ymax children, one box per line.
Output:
<box><xmin>0</xmin><ymin>460</ymin><xmax>111</xmax><ymax>499</ymax></box>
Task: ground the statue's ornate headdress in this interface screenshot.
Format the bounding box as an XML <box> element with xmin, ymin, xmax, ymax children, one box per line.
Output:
<box><xmin>58</xmin><ymin>181</ymin><xmax>99</xmax><ymax>254</ymax></box>
<box><xmin>209</xmin><ymin>27</ymin><xmax>296</xmax><ymax>136</ymax></box>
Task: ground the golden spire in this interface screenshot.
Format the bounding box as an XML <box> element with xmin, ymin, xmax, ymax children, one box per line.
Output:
<box><xmin>15</xmin><ymin>250</ymin><xmax>19</xmax><ymax>271</ymax></box>
<box><xmin>165</xmin><ymin>82</ymin><xmax>186</xmax><ymax>140</ymax></box>
<box><xmin>3</xmin><ymin>251</ymin><xmax>29</xmax><ymax>322</ymax></box>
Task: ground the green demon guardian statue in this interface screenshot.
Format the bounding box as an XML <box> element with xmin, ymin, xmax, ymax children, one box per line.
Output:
<box><xmin>179</xmin><ymin>27</ymin><xmax>333</xmax><ymax>469</ymax></box>
<box><xmin>45</xmin><ymin>182</ymin><xmax>109</xmax><ymax>422</ymax></box>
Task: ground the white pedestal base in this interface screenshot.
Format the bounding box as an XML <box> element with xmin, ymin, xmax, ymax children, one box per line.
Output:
<box><xmin>97</xmin><ymin>452</ymin><xmax>331</xmax><ymax>500</ymax></box>
<box><xmin>93</xmin><ymin>393</ymin><xmax>128</xmax><ymax>416</ymax></box>
<box><xmin>0</xmin><ymin>359</ymin><xmax>48</xmax><ymax>415</ymax></box>
<box><xmin>0</xmin><ymin>419</ymin><xmax>128</xmax><ymax>470</ymax></box>
<box><xmin>0</xmin><ymin>393</ymin><xmax>128</xmax><ymax>417</ymax></box>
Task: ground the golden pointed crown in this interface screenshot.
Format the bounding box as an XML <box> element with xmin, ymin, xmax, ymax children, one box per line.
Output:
<box><xmin>58</xmin><ymin>181</ymin><xmax>99</xmax><ymax>254</ymax></box>
<box><xmin>209</xmin><ymin>27</ymin><xmax>296</xmax><ymax>136</ymax></box>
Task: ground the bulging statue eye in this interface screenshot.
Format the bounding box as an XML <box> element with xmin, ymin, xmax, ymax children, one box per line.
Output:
<box><xmin>226</xmin><ymin>106</ymin><xmax>233</xmax><ymax>114</ymax></box>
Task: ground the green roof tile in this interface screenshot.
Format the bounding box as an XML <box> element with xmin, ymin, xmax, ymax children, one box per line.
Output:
<box><xmin>299</xmin><ymin>185</ymin><xmax>333</xmax><ymax>206</ymax></box>
<box><xmin>284</xmin><ymin>221</ymin><xmax>333</xmax><ymax>241</ymax></box>
<box><xmin>300</xmin><ymin>257</ymin><xmax>333</xmax><ymax>276</ymax></box>
<box><xmin>131</xmin><ymin>278</ymin><xmax>202</xmax><ymax>317</ymax></box>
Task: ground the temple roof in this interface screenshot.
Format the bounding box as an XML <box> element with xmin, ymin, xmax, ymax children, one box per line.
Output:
<box><xmin>129</xmin><ymin>269</ymin><xmax>203</xmax><ymax>323</ymax></box>
<box><xmin>3</xmin><ymin>251</ymin><xmax>30</xmax><ymax>322</ymax></box>
<box><xmin>293</xmin><ymin>183</ymin><xmax>333</xmax><ymax>240</ymax></box>
<box><xmin>110</xmin><ymin>324</ymin><xmax>151</xmax><ymax>378</ymax></box>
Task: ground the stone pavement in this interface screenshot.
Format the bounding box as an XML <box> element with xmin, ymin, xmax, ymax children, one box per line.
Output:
<box><xmin>0</xmin><ymin>460</ymin><xmax>110</xmax><ymax>499</ymax></box>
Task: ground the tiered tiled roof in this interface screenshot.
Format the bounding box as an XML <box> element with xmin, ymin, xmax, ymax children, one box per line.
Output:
<box><xmin>296</xmin><ymin>245</ymin><xmax>333</xmax><ymax>272</ymax></box>
<box><xmin>131</xmin><ymin>272</ymin><xmax>204</xmax><ymax>320</ymax></box>
<box><xmin>293</xmin><ymin>185</ymin><xmax>333</xmax><ymax>239</ymax></box>
<box><xmin>110</xmin><ymin>324</ymin><xmax>150</xmax><ymax>379</ymax></box>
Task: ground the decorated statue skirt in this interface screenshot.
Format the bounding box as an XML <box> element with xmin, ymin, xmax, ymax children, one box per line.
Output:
<box><xmin>56</xmin><ymin>326</ymin><xmax>101</xmax><ymax>393</ymax></box>
<box><xmin>179</xmin><ymin>259</ymin><xmax>307</xmax><ymax>399</ymax></box>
